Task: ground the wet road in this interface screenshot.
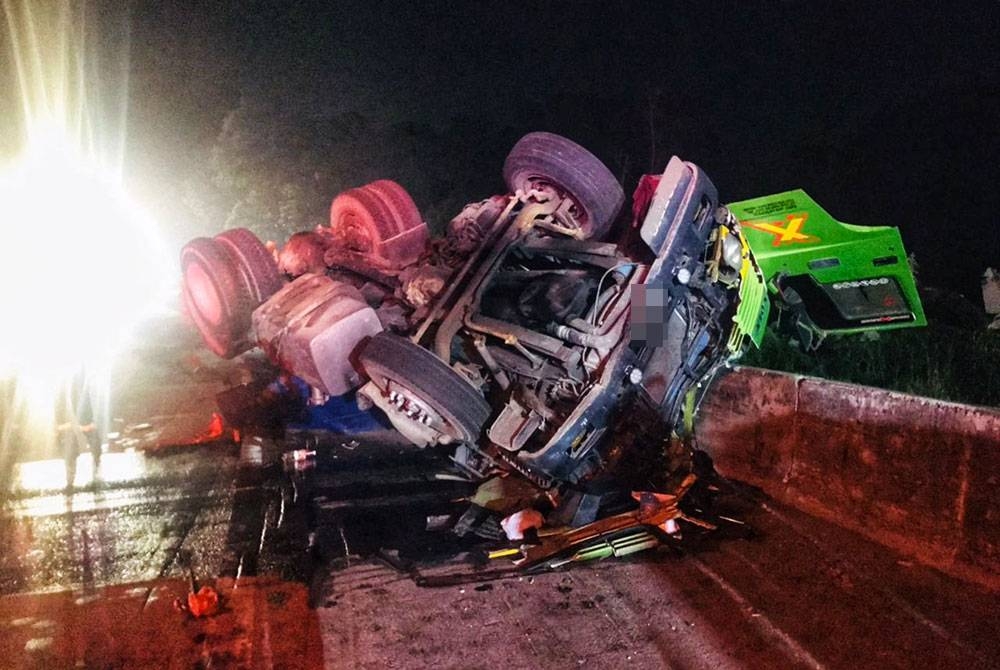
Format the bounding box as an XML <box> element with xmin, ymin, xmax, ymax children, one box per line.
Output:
<box><xmin>0</xmin><ymin>312</ymin><xmax>995</xmax><ymax>668</ymax></box>
<box><xmin>0</xmin><ymin>444</ymin><xmax>289</xmax><ymax>596</ymax></box>
<box><xmin>0</xmin><ymin>313</ymin><xmax>311</xmax><ymax>598</ymax></box>
<box><xmin>305</xmin><ymin>474</ymin><xmax>1000</xmax><ymax>670</ymax></box>
<box><xmin>0</xmin><ymin>434</ymin><xmax>997</xmax><ymax>669</ymax></box>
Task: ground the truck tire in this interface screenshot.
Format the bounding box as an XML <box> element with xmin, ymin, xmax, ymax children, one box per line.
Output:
<box><xmin>359</xmin><ymin>332</ymin><xmax>490</xmax><ymax>444</ymax></box>
<box><xmin>503</xmin><ymin>131</ymin><xmax>625</xmax><ymax>240</ymax></box>
<box><xmin>365</xmin><ymin>179</ymin><xmax>424</xmax><ymax>233</ymax></box>
<box><xmin>329</xmin><ymin>180</ymin><xmax>427</xmax><ymax>268</ymax></box>
<box><xmin>180</xmin><ymin>237</ymin><xmax>253</xmax><ymax>358</ymax></box>
<box><xmin>330</xmin><ymin>186</ymin><xmax>395</xmax><ymax>253</ymax></box>
<box><xmin>214</xmin><ymin>228</ymin><xmax>284</xmax><ymax>304</ymax></box>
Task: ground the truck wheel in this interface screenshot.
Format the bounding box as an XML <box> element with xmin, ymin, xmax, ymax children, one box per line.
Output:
<box><xmin>503</xmin><ymin>131</ymin><xmax>625</xmax><ymax>240</ymax></box>
<box><xmin>365</xmin><ymin>180</ymin><xmax>424</xmax><ymax>234</ymax></box>
<box><xmin>180</xmin><ymin>237</ymin><xmax>253</xmax><ymax>358</ymax></box>
<box><xmin>329</xmin><ymin>180</ymin><xmax>428</xmax><ymax>268</ymax></box>
<box><xmin>214</xmin><ymin>228</ymin><xmax>284</xmax><ymax>304</ymax></box>
<box><xmin>359</xmin><ymin>332</ymin><xmax>490</xmax><ymax>444</ymax></box>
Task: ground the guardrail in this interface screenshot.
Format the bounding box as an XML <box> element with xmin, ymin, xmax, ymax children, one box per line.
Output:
<box><xmin>696</xmin><ymin>367</ymin><xmax>999</xmax><ymax>589</ymax></box>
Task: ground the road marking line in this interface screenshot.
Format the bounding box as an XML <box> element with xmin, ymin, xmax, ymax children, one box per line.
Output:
<box><xmin>689</xmin><ymin>557</ymin><xmax>827</xmax><ymax>670</ymax></box>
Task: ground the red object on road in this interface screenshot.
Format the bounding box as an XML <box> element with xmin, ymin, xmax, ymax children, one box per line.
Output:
<box><xmin>190</xmin><ymin>412</ymin><xmax>225</xmax><ymax>445</ymax></box>
<box><xmin>187</xmin><ymin>586</ymin><xmax>219</xmax><ymax>618</ymax></box>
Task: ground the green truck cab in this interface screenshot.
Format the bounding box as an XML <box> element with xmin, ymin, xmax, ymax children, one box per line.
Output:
<box><xmin>731</xmin><ymin>190</ymin><xmax>925</xmax><ymax>350</ymax></box>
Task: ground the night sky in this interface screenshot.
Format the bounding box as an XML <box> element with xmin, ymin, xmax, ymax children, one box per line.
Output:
<box><xmin>11</xmin><ymin>1</ymin><xmax>1000</xmax><ymax>299</ymax></box>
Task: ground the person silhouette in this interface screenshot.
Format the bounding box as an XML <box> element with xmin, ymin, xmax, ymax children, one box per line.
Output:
<box><xmin>55</xmin><ymin>373</ymin><xmax>101</xmax><ymax>490</ymax></box>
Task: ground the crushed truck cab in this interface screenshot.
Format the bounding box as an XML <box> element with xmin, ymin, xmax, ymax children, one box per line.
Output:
<box><xmin>731</xmin><ymin>190</ymin><xmax>925</xmax><ymax>349</ymax></box>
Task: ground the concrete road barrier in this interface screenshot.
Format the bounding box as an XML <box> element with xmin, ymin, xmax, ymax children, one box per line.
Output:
<box><xmin>696</xmin><ymin>367</ymin><xmax>1000</xmax><ymax>589</ymax></box>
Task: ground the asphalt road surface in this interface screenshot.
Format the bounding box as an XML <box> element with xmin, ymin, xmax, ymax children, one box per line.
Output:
<box><xmin>0</xmin><ymin>317</ymin><xmax>995</xmax><ymax>668</ymax></box>
<box><xmin>0</xmin><ymin>433</ymin><xmax>996</xmax><ymax>669</ymax></box>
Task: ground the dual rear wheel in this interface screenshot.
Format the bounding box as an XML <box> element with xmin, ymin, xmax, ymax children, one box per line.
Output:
<box><xmin>180</xmin><ymin>228</ymin><xmax>282</xmax><ymax>358</ymax></box>
<box><xmin>329</xmin><ymin>179</ymin><xmax>429</xmax><ymax>268</ymax></box>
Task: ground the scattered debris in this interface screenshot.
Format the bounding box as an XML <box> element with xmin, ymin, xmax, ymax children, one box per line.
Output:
<box><xmin>185</xmin><ymin>586</ymin><xmax>220</xmax><ymax>618</ymax></box>
<box><xmin>471</xmin><ymin>476</ymin><xmax>549</xmax><ymax>515</ymax></box>
<box><xmin>500</xmin><ymin>509</ymin><xmax>545</xmax><ymax>541</ymax></box>
<box><xmin>173</xmin><ymin>563</ymin><xmax>221</xmax><ymax>619</ymax></box>
<box><xmin>116</xmin><ymin>412</ymin><xmax>234</xmax><ymax>452</ymax></box>
<box><xmin>283</xmin><ymin>449</ymin><xmax>317</xmax><ymax>472</ymax></box>
<box><xmin>507</xmin><ymin>474</ymin><xmax>711</xmax><ymax>569</ymax></box>
<box><xmin>174</xmin><ymin>577</ymin><xmax>220</xmax><ymax>618</ymax></box>
<box><xmin>180</xmin><ymin>412</ymin><xmax>227</xmax><ymax>447</ymax></box>
<box><xmin>425</xmin><ymin>514</ymin><xmax>457</xmax><ymax>532</ymax></box>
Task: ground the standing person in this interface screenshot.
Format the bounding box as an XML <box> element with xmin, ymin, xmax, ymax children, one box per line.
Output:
<box><xmin>55</xmin><ymin>373</ymin><xmax>101</xmax><ymax>490</ymax></box>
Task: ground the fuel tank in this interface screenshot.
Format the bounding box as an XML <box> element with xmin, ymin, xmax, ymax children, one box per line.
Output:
<box><xmin>252</xmin><ymin>274</ymin><xmax>382</xmax><ymax>395</ymax></box>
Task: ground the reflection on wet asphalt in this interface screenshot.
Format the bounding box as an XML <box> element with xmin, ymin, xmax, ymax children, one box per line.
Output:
<box><xmin>0</xmin><ymin>431</ymin><xmax>463</xmax><ymax>598</ymax></box>
<box><xmin>0</xmin><ymin>444</ymin><xmax>268</xmax><ymax>595</ymax></box>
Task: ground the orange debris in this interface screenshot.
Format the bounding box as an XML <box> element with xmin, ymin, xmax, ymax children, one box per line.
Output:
<box><xmin>186</xmin><ymin>586</ymin><xmax>219</xmax><ymax>618</ymax></box>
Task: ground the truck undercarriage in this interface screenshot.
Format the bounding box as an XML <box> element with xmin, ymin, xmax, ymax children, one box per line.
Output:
<box><xmin>179</xmin><ymin>131</ymin><xmax>924</xmax><ymax>548</ymax></box>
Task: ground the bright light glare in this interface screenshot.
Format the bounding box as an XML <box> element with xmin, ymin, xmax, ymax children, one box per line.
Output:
<box><xmin>0</xmin><ymin>127</ymin><xmax>172</xmax><ymax>395</ymax></box>
<box><xmin>13</xmin><ymin>450</ymin><xmax>145</xmax><ymax>496</ymax></box>
<box><xmin>0</xmin><ymin>1</ymin><xmax>174</xmax><ymax>429</ymax></box>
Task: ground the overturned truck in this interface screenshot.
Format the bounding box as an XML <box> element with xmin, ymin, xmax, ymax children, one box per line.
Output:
<box><xmin>180</xmin><ymin>132</ymin><xmax>925</xmax><ymax>491</ymax></box>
